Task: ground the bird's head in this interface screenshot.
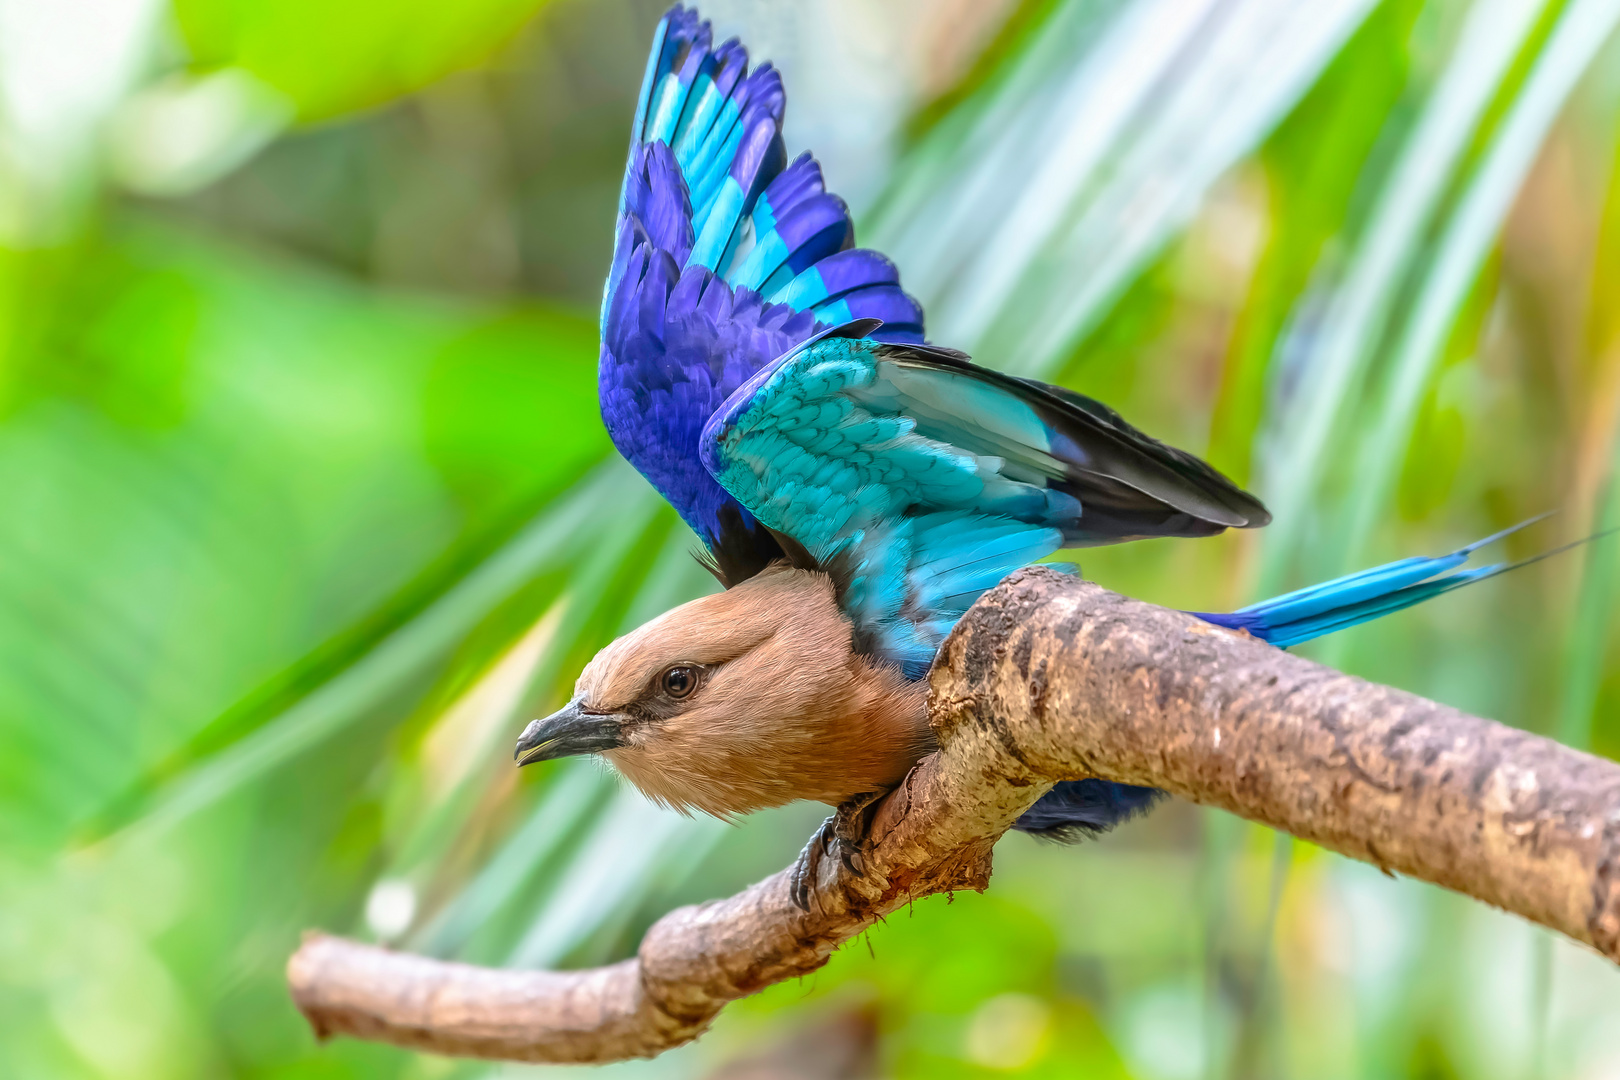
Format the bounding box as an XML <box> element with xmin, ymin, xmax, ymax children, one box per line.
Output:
<box><xmin>512</xmin><ymin>562</ymin><xmax>916</xmax><ymax>815</ymax></box>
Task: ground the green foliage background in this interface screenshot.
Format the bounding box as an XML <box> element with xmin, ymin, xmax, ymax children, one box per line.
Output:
<box><xmin>4</xmin><ymin>0</ymin><xmax>1620</xmax><ymax>1076</ymax></box>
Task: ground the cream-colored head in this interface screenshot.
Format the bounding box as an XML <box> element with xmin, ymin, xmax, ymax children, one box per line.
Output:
<box><xmin>513</xmin><ymin>562</ymin><xmax>930</xmax><ymax>817</ymax></box>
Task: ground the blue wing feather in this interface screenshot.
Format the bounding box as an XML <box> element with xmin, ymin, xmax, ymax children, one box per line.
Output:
<box><xmin>701</xmin><ymin>329</ymin><xmax>1267</xmax><ymax>669</ymax></box>
<box><xmin>814</xmin><ymin>286</ymin><xmax>924</xmax><ymax>335</ymax></box>
<box><xmin>772</xmin><ymin>249</ymin><xmax>901</xmax><ymax>310</ymax></box>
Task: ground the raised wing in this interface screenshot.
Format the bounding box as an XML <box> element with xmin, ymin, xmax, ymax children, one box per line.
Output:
<box><xmin>701</xmin><ymin>325</ymin><xmax>1270</xmax><ymax>672</ymax></box>
<box><xmin>599</xmin><ymin>5</ymin><xmax>925</xmax><ymax>587</ymax></box>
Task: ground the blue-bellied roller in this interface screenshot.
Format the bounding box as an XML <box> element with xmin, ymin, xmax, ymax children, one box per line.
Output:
<box><xmin>514</xmin><ymin>4</ymin><xmax>1565</xmax><ymax>907</ymax></box>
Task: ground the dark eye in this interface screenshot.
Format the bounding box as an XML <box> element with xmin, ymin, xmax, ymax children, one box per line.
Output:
<box><xmin>661</xmin><ymin>665</ymin><xmax>699</xmax><ymax>699</ymax></box>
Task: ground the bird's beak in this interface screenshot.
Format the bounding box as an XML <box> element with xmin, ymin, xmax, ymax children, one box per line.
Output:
<box><xmin>513</xmin><ymin>699</ymin><xmax>626</xmax><ymax>766</ymax></box>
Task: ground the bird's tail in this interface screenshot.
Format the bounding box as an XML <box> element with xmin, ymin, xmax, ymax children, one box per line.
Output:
<box><xmin>1195</xmin><ymin>513</ymin><xmax>1602</xmax><ymax>648</ymax></box>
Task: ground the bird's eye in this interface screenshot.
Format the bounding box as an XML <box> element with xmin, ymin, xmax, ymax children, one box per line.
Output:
<box><xmin>661</xmin><ymin>665</ymin><xmax>699</xmax><ymax>699</ymax></box>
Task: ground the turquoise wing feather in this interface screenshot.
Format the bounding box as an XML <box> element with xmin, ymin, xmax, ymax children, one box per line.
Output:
<box><xmin>700</xmin><ymin>321</ymin><xmax>1268</xmax><ymax>671</ymax></box>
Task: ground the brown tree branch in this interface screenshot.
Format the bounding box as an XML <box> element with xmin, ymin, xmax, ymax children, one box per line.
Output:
<box><xmin>287</xmin><ymin>567</ymin><xmax>1620</xmax><ymax>1063</ymax></box>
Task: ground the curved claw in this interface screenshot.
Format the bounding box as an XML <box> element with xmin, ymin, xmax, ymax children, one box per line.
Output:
<box><xmin>788</xmin><ymin>817</ymin><xmax>834</xmax><ymax>912</ymax></box>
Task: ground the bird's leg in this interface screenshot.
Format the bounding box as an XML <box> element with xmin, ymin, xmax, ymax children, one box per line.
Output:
<box><xmin>788</xmin><ymin>790</ymin><xmax>884</xmax><ymax>912</ymax></box>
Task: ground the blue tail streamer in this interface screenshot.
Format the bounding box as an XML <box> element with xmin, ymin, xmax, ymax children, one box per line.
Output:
<box><xmin>1194</xmin><ymin>514</ymin><xmax>1568</xmax><ymax>648</ymax></box>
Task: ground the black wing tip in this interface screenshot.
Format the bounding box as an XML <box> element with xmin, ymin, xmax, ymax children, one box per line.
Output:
<box><xmin>1194</xmin><ymin>492</ymin><xmax>1269</xmax><ymax>530</ymax></box>
<box><xmin>1225</xmin><ymin>482</ymin><xmax>1276</xmax><ymax>529</ymax></box>
<box><xmin>866</xmin><ymin>347</ymin><xmax>1272</xmax><ymax>532</ymax></box>
<box><xmin>1211</xmin><ymin>491</ymin><xmax>1271</xmax><ymax>530</ymax></box>
<box><xmin>1039</xmin><ymin>391</ymin><xmax>1271</xmax><ymax>531</ymax></box>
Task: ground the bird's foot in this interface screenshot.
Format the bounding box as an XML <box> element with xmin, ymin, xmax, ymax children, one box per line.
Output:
<box><xmin>788</xmin><ymin>791</ymin><xmax>883</xmax><ymax>912</ymax></box>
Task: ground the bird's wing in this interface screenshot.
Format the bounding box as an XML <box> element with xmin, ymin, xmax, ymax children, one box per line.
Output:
<box><xmin>600</xmin><ymin>5</ymin><xmax>925</xmax><ymax>587</ymax></box>
<box><xmin>701</xmin><ymin>324</ymin><xmax>1270</xmax><ymax>672</ymax></box>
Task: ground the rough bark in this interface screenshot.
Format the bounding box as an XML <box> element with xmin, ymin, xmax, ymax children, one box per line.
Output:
<box><xmin>287</xmin><ymin>568</ymin><xmax>1620</xmax><ymax>1063</ymax></box>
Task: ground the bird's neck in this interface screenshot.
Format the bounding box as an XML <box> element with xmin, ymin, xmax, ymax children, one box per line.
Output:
<box><xmin>830</xmin><ymin>656</ymin><xmax>937</xmax><ymax>799</ymax></box>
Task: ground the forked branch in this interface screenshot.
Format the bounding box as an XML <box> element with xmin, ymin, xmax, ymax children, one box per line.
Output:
<box><xmin>287</xmin><ymin>567</ymin><xmax>1620</xmax><ymax>1063</ymax></box>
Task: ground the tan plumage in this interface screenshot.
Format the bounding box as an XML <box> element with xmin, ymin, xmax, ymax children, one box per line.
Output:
<box><xmin>521</xmin><ymin>562</ymin><xmax>932</xmax><ymax>818</ymax></box>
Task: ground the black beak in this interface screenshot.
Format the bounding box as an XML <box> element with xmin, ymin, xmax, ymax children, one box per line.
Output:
<box><xmin>514</xmin><ymin>699</ymin><xmax>626</xmax><ymax>766</ymax></box>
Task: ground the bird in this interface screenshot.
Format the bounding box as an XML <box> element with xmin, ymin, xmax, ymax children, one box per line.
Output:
<box><xmin>514</xmin><ymin>4</ymin><xmax>1563</xmax><ymax>906</ymax></box>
